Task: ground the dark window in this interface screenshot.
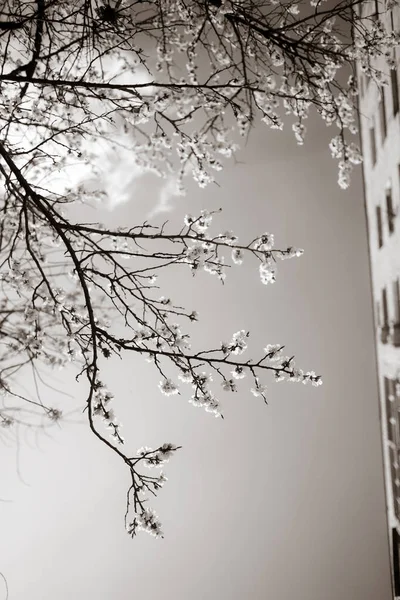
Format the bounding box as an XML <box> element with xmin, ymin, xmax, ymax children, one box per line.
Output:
<box><xmin>391</xmin><ymin>10</ymin><xmax>395</xmax><ymax>32</ymax></box>
<box><xmin>377</xmin><ymin>205</ymin><xmax>383</xmax><ymax>247</ymax></box>
<box><xmin>386</xmin><ymin>188</ymin><xmax>395</xmax><ymax>234</ymax></box>
<box><xmin>391</xmin><ymin>68</ymin><xmax>399</xmax><ymax>116</ymax></box>
<box><xmin>394</xmin><ymin>279</ymin><xmax>400</xmax><ymax>324</ymax></box>
<box><xmin>379</xmin><ymin>89</ymin><xmax>387</xmax><ymax>141</ymax></box>
<box><xmin>383</xmin><ymin>288</ymin><xmax>389</xmax><ymax>323</ymax></box>
<box><xmin>381</xmin><ymin>288</ymin><xmax>390</xmax><ymax>343</ymax></box>
<box><xmin>376</xmin><ymin>300</ymin><xmax>381</xmax><ymax>327</ymax></box>
<box><xmin>393</xmin><ymin>528</ymin><xmax>400</xmax><ymax>597</ymax></box>
<box><xmin>394</xmin><ymin>282</ymin><xmax>400</xmax><ymax>347</ymax></box>
<box><xmin>370</xmin><ymin>126</ymin><xmax>377</xmax><ymax>165</ymax></box>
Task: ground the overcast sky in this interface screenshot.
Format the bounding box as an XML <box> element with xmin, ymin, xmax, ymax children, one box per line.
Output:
<box><xmin>0</xmin><ymin>108</ymin><xmax>393</xmax><ymax>600</ymax></box>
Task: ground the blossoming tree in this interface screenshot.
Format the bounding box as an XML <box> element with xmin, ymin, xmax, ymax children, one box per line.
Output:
<box><xmin>0</xmin><ymin>0</ymin><xmax>397</xmax><ymax>536</ymax></box>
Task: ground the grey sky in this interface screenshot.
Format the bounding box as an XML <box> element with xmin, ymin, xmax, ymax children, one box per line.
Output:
<box><xmin>0</xmin><ymin>111</ymin><xmax>392</xmax><ymax>600</ymax></box>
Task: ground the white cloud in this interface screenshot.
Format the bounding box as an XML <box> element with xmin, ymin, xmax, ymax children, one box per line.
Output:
<box><xmin>5</xmin><ymin>44</ymin><xmax>181</xmax><ymax>216</ymax></box>
<box><xmin>146</xmin><ymin>175</ymin><xmax>184</xmax><ymax>220</ymax></box>
<box><xmin>36</xmin><ymin>53</ymin><xmax>170</xmax><ymax>213</ymax></box>
<box><xmin>46</xmin><ymin>117</ymin><xmax>179</xmax><ymax>216</ymax></box>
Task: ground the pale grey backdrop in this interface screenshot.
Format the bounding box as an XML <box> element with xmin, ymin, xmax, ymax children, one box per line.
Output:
<box><xmin>0</xmin><ymin>112</ymin><xmax>392</xmax><ymax>600</ymax></box>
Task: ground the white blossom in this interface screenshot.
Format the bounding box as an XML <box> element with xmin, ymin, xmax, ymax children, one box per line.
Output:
<box><xmin>221</xmin><ymin>378</ymin><xmax>237</xmax><ymax>392</ymax></box>
<box><xmin>232</xmin><ymin>365</ymin><xmax>246</xmax><ymax>379</ymax></box>
<box><xmin>264</xmin><ymin>344</ymin><xmax>283</xmax><ymax>361</ymax></box>
<box><xmin>260</xmin><ymin>262</ymin><xmax>277</xmax><ymax>285</ymax></box>
<box><xmin>232</xmin><ymin>248</ymin><xmax>244</xmax><ymax>265</ymax></box>
<box><xmin>251</xmin><ymin>382</ymin><xmax>268</xmax><ymax>398</ymax></box>
<box><xmin>159</xmin><ymin>379</ymin><xmax>179</xmax><ymax>396</ymax></box>
<box><xmin>227</xmin><ymin>330</ymin><xmax>249</xmax><ymax>355</ymax></box>
<box><xmin>135</xmin><ymin>508</ymin><xmax>164</xmax><ymax>538</ymax></box>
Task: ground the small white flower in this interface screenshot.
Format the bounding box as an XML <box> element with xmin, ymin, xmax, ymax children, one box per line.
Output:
<box><xmin>259</xmin><ymin>262</ymin><xmax>276</xmax><ymax>285</ymax></box>
<box><xmin>136</xmin><ymin>508</ymin><xmax>163</xmax><ymax>537</ymax></box>
<box><xmin>254</xmin><ymin>233</ymin><xmax>274</xmax><ymax>251</ymax></box>
<box><xmin>218</xmin><ymin>231</ymin><xmax>238</xmax><ymax>245</ymax></box>
<box><xmin>158</xmin><ymin>379</ymin><xmax>179</xmax><ymax>396</ymax></box>
<box><xmin>251</xmin><ymin>382</ymin><xmax>267</xmax><ymax>397</ymax></box>
<box><xmin>158</xmin><ymin>442</ymin><xmax>177</xmax><ymax>458</ymax></box>
<box><xmin>264</xmin><ymin>344</ymin><xmax>283</xmax><ymax>361</ymax></box>
<box><xmin>232</xmin><ymin>248</ymin><xmax>244</xmax><ymax>265</ymax></box>
<box><xmin>288</xmin><ymin>368</ymin><xmax>304</xmax><ymax>382</ymax></box>
<box><xmin>229</xmin><ymin>330</ymin><xmax>248</xmax><ymax>355</ymax></box>
<box><xmin>305</xmin><ymin>371</ymin><xmax>323</xmax><ymax>386</ymax></box>
<box><xmin>157</xmin><ymin>472</ymin><xmax>168</xmax><ymax>487</ymax></box>
<box><xmin>193</xmin><ymin>210</ymin><xmax>212</xmax><ymax>232</ymax></box>
<box><xmin>137</xmin><ymin>446</ymin><xmax>152</xmax><ymax>457</ymax></box>
<box><xmin>286</xmin><ymin>247</ymin><xmax>304</xmax><ymax>258</ymax></box>
<box><xmin>287</xmin><ymin>3</ymin><xmax>300</xmax><ymax>14</ymax></box>
<box><xmin>102</xmin><ymin>408</ymin><xmax>115</xmax><ymax>422</ymax></box>
<box><xmin>193</xmin><ymin>372</ymin><xmax>213</xmax><ymax>387</ymax></box>
<box><xmin>221</xmin><ymin>378</ymin><xmax>237</xmax><ymax>392</ymax></box>
<box><xmin>178</xmin><ymin>369</ymin><xmax>193</xmax><ymax>383</ymax></box>
<box><xmin>190</xmin><ymin>390</ymin><xmax>221</xmax><ymax>416</ymax></box>
<box><xmin>184</xmin><ymin>214</ymin><xmax>194</xmax><ymax>226</ymax></box>
<box><xmin>93</xmin><ymin>403</ymin><xmax>103</xmax><ymax>416</ymax></box>
<box><xmin>232</xmin><ymin>365</ymin><xmax>246</xmax><ymax>379</ymax></box>
<box><xmin>275</xmin><ymin>371</ymin><xmax>286</xmax><ymax>383</ymax></box>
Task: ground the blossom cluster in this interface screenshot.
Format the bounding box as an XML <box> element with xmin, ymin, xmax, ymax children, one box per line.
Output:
<box><xmin>128</xmin><ymin>508</ymin><xmax>164</xmax><ymax>538</ymax></box>
<box><xmin>157</xmin><ymin>328</ymin><xmax>322</xmax><ymax>419</ymax></box>
<box><xmin>0</xmin><ymin>180</ymin><xmax>319</xmax><ymax>537</ymax></box>
<box><xmin>136</xmin><ymin>443</ymin><xmax>178</xmax><ymax>468</ymax></box>
<box><xmin>180</xmin><ymin>210</ymin><xmax>303</xmax><ymax>285</ymax></box>
<box><xmin>92</xmin><ymin>380</ymin><xmax>124</xmax><ymax>444</ymax></box>
<box><xmin>1</xmin><ymin>0</ymin><xmax>398</xmax><ymax>199</ymax></box>
<box><xmin>1</xmin><ymin>0</ymin><xmax>370</xmax><ymax>538</ymax></box>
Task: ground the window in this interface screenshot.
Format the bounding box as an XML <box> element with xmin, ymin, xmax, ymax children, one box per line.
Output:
<box><xmin>377</xmin><ymin>205</ymin><xmax>383</xmax><ymax>247</ymax></box>
<box><xmin>391</xmin><ymin>68</ymin><xmax>399</xmax><ymax>116</ymax></box>
<box><xmin>393</xmin><ymin>280</ymin><xmax>400</xmax><ymax>347</ymax></box>
<box><xmin>383</xmin><ymin>287</ymin><xmax>389</xmax><ymax>323</ymax></box>
<box><xmin>386</xmin><ymin>187</ymin><xmax>395</xmax><ymax>234</ymax></box>
<box><xmin>370</xmin><ymin>125</ymin><xmax>377</xmax><ymax>165</ymax></box>
<box><xmin>393</xmin><ymin>528</ymin><xmax>400</xmax><ymax>597</ymax></box>
<box><xmin>381</xmin><ymin>287</ymin><xmax>390</xmax><ymax>343</ymax></box>
<box><xmin>394</xmin><ymin>279</ymin><xmax>400</xmax><ymax>324</ymax></box>
<box><xmin>379</xmin><ymin>89</ymin><xmax>387</xmax><ymax>141</ymax></box>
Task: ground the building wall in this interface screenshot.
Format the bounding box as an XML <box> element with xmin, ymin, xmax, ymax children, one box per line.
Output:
<box><xmin>358</xmin><ymin>1</ymin><xmax>400</xmax><ymax>597</ymax></box>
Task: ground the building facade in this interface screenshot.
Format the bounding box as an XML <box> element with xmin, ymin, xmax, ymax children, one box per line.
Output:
<box><xmin>357</xmin><ymin>1</ymin><xmax>400</xmax><ymax>597</ymax></box>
